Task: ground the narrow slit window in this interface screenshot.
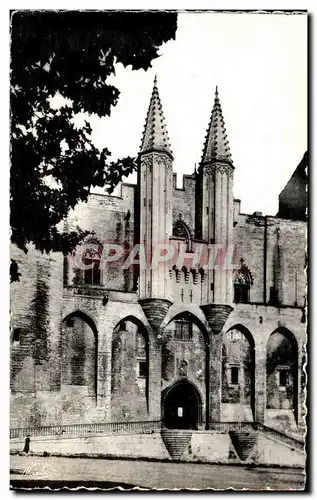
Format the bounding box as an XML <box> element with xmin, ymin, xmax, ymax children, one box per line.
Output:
<box><xmin>138</xmin><ymin>361</ymin><xmax>147</xmax><ymax>378</ymax></box>
<box><xmin>231</xmin><ymin>366</ymin><xmax>239</xmax><ymax>384</ymax></box>
<box><xmin>279</xmin><ymin>369</ymin><xmax>287</xmax><ymax>387</ymax></box>
<box><xmin>12</xmin><ymin>328</ymin><xmax>21</xmax><ymax>344</ymax></box>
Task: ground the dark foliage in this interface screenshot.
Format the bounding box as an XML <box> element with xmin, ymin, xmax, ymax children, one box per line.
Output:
<box><xmin>10</xmin><ymin>10</ymin><xmax>177</xmax><ymax>278</ymax></box>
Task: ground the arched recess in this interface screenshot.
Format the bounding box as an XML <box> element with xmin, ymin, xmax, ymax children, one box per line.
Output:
<box><xmin>72</xmin><ymin>238</ymin><xmax>103</xmax><ymax>286</ymax></box>
<box><xmin>61</xmin><ymin>311</ymin><xmax>98</xmax><ymax>402</ymax></box>
<box><xmin>162</xmin><ymin>379</ymin><xmax>203</xmax><ymax>429</ymax></box>
<box><xmin>233</xmin><ymin>259</ymin><xmax>253</xmax><ymax>304</ymax></box>
<box><xmin>111</xmin><ymin>316</ymin><xmax>149</xmax><ymax>421</ymax></box>
<box><xmin>161</xmin><ymin>311</ymin><xmax>210</xmax><ymax>428</ymax></box>
<box><xmin>221</xmin><ymin>325</ymin><xmax>255</xmax><ymax>422</ymax></box>
<box><xmin>172</xmin><ymin>218</ymin><xmax>192</xmax><ymax>251</ymax></box>
<box><xmin>266</xmin><ymin>327</ymin><xmax>298</xmax><ymax>426</ymax></box>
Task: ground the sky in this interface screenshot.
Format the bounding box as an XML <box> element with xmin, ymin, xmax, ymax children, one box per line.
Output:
<box><xmin>87</xmin><ymin>11</ymin><xmax>307</xmax><ymax>216</ymax></box>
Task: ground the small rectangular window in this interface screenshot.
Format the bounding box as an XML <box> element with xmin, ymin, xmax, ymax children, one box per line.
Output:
<box><xmin>231</xmin><ymin>367</ymin><xmax>239</xmax><ymax>384</ymax></box>
<box><xmin>138</xmin><ymin>361</ymin><xmax>147</xmax><ymax>378</ymax></box>
<box><xmin>12</xmin><ymin>328</ymin><xmax>21</xmax><ymax>343</ymax></box>
<box><xmin>143</xmin><ymin>198</ymin><xmax>146</xmax><ymax>207</ymax></box>
<box><xmin>174</xmin><ymin>321</ymin><xmax>192</xmax><ymax>341</ymax></box>
<box><xmin>234</xmin><ymin>284</ymin><xmax>250</xmax><ymax>304</ymax></box>
<box><xmin>206</xmin><ymin>207</ymin><xmax>209</xmax><ymax>215</ymax></box>
<box><xmin>84</xmin><ymin>261</ymin><xmax>101</xmax><ymax>285</ymax></box>
<box><xmin>279</xmin><ymin>369</ymin><xmax>287</xmax><ymax>387</ymax></box>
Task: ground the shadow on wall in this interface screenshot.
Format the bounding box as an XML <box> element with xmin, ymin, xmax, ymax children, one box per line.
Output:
<box><xmin>266</xmin><ymin>327</ymin><xmax>298</xmax><ymax>427</ymax></box>
<box><xmin>111</xmin><ymin>317</ymin><xmax>149</xmax><ymax>421</ymax></box>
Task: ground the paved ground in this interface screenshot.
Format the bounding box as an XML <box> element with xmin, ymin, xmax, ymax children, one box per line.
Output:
<box><xmin>10</xmin><ymin>455</ymin><xmax>306</xmax><ymax>491</ymax></box>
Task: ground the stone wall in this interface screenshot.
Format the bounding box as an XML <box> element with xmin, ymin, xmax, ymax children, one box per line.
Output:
<box><xmin>233</xmin><ymin>215</ymin><xmax>306</xmax><ymax>307</ymax></box>
<box><xmin>161</xmin><ymin>322</ymin><xmax>206</xmax><ymax>409</ymax></box>
<box><xmin>172</xmin><ymin>174</ymin><xmax>196</xmax><ymax>234</ymax></box>
<box><xmin>10</xmin><ymin>430</ymin><xmax>305</xmax><ymax>467</ymax></box>
<box><xmin>221</xmin><ymin>328</ymin><xmax>254</xmax><ymax>422</ymax></box>
<box><xmin>66</xmin><ymin>187</ymin><xmax>135</xmax><ymax>292</ymax></box>
<box><xmin>111</xmin><ymin>320</ymin><xmax>149</xmax><ymax>421</ymax></box>
<box><xmin>10</xmin><ymin>173</ymin><xmax>306</xmax><ymax>435</ymax></box>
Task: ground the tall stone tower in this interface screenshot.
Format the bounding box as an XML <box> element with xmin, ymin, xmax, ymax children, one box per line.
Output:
<box><xmin>196</xmin><ymin>87</ymin><xmax>234</xmax><ymax>305</ymax></box>
<box><xmin>138</xmin><ymin>77</ymin><xmax>173</xmax><ymax>302</ymax></box>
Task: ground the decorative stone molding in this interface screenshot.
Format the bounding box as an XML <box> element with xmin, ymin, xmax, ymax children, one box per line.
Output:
<box><xmin>204</xmin><ymin>162</ymin><xmax>234</xmax><ymax>178</ymax></box>
<box><xmin>139</xmin><ymin>298</ymin><xmax>173</xmax><ymax>332</ymax></box>
<box><xmin>140</xmin><ymin>152</ymin><xmax>173</xmax><ymax>170</ymax></box>
<box><xmin>200</xmin><ymin>303</ymin><xmax>233</xmax><ymax>335</ymax></box>
<box><xmin>234</xmin><ymin>258</ymin><xmax>254</xmax><ymax>286</ymax></box>
<box><xmin>229</xmin><ymin>430</ymin><xmax>257</xmax><ymax>461</ymax></box>
<box><xmin>160</xmin><ymin>429</ymin><xmax>192</xmax><ymax>459</ymax></box>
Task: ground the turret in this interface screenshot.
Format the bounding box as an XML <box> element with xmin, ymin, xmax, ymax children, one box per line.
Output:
<box><xmin>196</xmin><ymin>87</ymin><xmax>234</xmax><ymax>304</ymax></box>
<box><xmin>137</xmin><ymin>77</ymin><xmax>173</xmax><ymax>300</ymax></box>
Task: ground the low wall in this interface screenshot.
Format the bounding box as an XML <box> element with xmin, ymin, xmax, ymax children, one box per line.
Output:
<box><xmin>11</xmin><ymin>430</ymin><xmax>305</xmax><ymax>467</ymax></box>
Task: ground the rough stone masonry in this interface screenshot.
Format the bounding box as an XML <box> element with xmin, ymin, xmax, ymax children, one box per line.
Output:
<box><xmin>10</xmin><ymin>79</ymin><xmax>307</xmax><ymax>441</ymax></box>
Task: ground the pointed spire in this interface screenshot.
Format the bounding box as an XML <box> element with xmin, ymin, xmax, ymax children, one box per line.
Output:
<box><xmin>140</xmin><ymin>76</ymin><xmax>173</xmax><ymax>157</ymax></box>
<box><xmin>200</xmin><ymin>87</ymin><xmax>233</xmax><ymax>166</ymax></box>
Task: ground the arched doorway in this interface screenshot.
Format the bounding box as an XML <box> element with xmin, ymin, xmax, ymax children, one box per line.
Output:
<box><xmin>161</xmin><ymin>311</ymin><xmax>209</xmax><ymax>427</ymax></box>
<box><xmin>163</xmin><ymin>380</ymin><xmax>202</xmax><ymax>430</ymax></box>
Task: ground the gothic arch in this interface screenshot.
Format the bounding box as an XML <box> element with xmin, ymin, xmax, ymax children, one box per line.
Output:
<box><xmin>62</xmin><ymin>306</ymin><xmax>98</xmax><ymax>330</ymax></box>
<box><xmin>233</xmin><ymin>259</ymin><xmax>254</xmax><ymax>303</ymax></box>
<box><xmin>161</xmin><ymin>310</ymin><xmax>209</xmax><ymax>427</ymax></box>
<box><xmin>63</xmin><ymin>310</ymin><xmax>98</xmax><ymax>338</ymax></box>
<box><xmin>234</xmin><ymin>260</ymin><xmax>253</xmax><ymax>285</ymax></box>
<box><xmin>161</xmin><ymin>304</ymin><xmax>209</xmax><ymax>336</ymax></box>
<box><xmin>162</xmin><ymin>378</ymin><xmax>203</xmax><ymax>429</ymax></box>
<box><xmin>226</xmin><ymin>324</ymin><xmax>255</xmax><ymax>348</ymax></box>
<box><xmin>61</xmin><ymin>310</ymin><xmax>98</xmax><ymax>401</ymax></box>
<box><xmin>222</xmin><ymin>324</ymin><xmax>255</xmax><ymax>421</ymax></box>
<box><xmin>172</xmin><ymin>219</ymin><xmax>192</xmax><ymax>241</ymax></box>
<box><xmin>164</xmin><ymin>311</ymin><xmax>210</xmax><ymax>346</ymax></box>
<box><xmin>113</xmin><ymin>315</ymin><xmax>149</xmax><ymax>337</ymax></box>
<box><xmin>111</xmin><ymin>316</ymin><xmax>149</xmax><ymax>420</ymax></box>
<box><xmin>266</xmin><ymin>327</ymin><xmax>298</xmax><ymax>423</ymax></box>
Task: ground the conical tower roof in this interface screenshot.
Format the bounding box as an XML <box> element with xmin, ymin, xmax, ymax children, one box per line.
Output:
<box><xmin>200</xmin><ymin>87</ymin><xmax>233</xmax><ymax>166</ymax></box>
<box><xmin>140</xmin><ymin>76</ymin><xmax>173</xmax><ymax>157</ymax></box>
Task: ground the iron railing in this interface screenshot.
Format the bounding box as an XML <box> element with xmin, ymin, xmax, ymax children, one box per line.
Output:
<box><xmin>207</xmin><ymin>422</ymin><xmax>304</xmax><ymax>450</ymax></box>
<box><xmin>10</xmin><ymin>420</ymin><xmax>305</xmax><ymax>451</ymax></box>
<box><xmin>208</xmin><ymin>421</ymin><xmax>258</xmax><ymax>432</ymax></box>
<box><xmin>10</xmin><ymin>420</ymin><xmax>161</xmax><ymax>439</ymax></box>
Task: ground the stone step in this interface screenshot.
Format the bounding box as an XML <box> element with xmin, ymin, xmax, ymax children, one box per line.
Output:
<box><xmin>229</xmin><ymin>430</ymin><xmax>257</xmax><ymax>461</ymax></box>
<box><xmin>160</xmin><ymin>429</ymin><xmax>192</xmax><ymax>460</ymax></box>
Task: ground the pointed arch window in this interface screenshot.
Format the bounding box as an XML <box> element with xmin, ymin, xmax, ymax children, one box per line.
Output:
<box><xmin>83</xmin><ymin>240</ymin><xmax>102</xmax><ymax>286</ymax></box>
<box><xmin>233</xmin><ymin>259</ymin><xmax>253</xmax><ymax>304</ymax></box>
<box><xmin>172</xmin><ymin>218</ymin><xmax>192</xmax><ymax>251</ymax></box>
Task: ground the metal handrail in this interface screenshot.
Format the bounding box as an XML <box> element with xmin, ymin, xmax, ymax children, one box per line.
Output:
<box><xmin>10</xmin><ymin>420</ymin><xmax>161</xmax><ymax>439</ymax></box>
<box><xmin>10</xmin><ymin>419</ymin><xmax>305</xmax><ymax>451</ymax></box>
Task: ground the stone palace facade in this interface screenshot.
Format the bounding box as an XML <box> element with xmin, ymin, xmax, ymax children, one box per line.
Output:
<box><xmin>10</xmin><ymin>79</ymin><xmax>307</xmax><ymax>438</ymax></box>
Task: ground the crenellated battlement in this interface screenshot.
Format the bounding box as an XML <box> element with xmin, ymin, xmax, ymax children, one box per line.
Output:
<box><xmin>173</xmin><ymin>172</ymin><xmax>196</xmax><ymax>192</ymax></box>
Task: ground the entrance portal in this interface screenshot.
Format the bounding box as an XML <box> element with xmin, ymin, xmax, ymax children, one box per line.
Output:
<box><xmin>163</xmin><ymin>380</ymin><xmax>202</xmax><ymax>430</ymax></box>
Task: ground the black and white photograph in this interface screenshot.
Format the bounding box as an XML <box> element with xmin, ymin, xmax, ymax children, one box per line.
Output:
<box><xmin>9</xmin><ymin>9</ymin><xmax>308</xmax><ymax>491</ymax></box>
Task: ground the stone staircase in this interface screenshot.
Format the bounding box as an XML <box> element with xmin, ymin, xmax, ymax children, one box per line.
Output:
<box><xmin>257</xmin><ymin>423</ymin><xmax>305</xmax><ymax>451</ymax></box>
<box><xmin>160</xmin><ymin>429</ymin><xmax>192</xmax><ymax>460</ymax></box>
<box><xmin>229</xmin><ymin>430</ymin><xmax>257</xmax><ymax>461</ymax></box>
